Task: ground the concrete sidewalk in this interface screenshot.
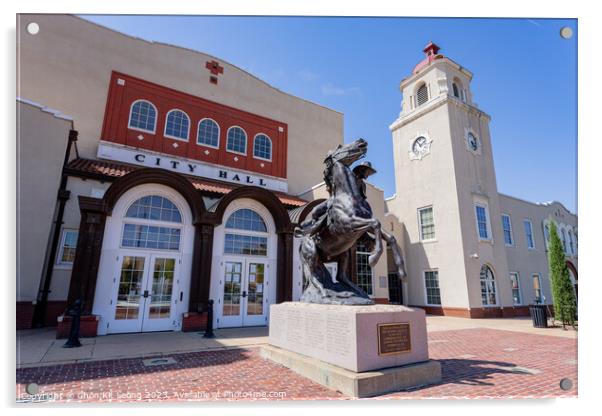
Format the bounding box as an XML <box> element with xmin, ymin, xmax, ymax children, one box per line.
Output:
<box><xmin>17</xmin><ymin>326</ymin><xmax>268</xmax><ymax>368</ymax></box>
<box><xmin>16</xmin><ymin>315</ymin><xmax>575</xmax><ymax>368</ymax></box>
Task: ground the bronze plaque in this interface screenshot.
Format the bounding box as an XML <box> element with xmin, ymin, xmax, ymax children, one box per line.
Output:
<box><xmin>377</xmin><ymin>322</ymin><xmax>411</xmax><ymax>355</ymax></box>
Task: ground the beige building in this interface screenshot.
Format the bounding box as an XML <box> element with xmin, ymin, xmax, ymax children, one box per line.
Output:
<box><xmin>16</xmin><ymin>16</ymin><xmax>576</xmax><ymax>334</ymax></box>
<box><xmin>386</xmin><ymin>42</ymin><xmax>578</xmax><ymax>318</ymax></box>
<box><xmin>16</xmin><ymin>14</ymin><xmax>393</xmax><ymax>334</ymax></box>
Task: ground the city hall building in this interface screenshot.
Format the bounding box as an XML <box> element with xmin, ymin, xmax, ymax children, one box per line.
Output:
<box><xmin>17</xmin><ymin>15</ymin><xmax>578</xmax><ymax>336</ymax></box>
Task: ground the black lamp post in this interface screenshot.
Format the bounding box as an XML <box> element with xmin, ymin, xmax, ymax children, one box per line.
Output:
<box><xmin>203</xmin><ymin>299</ymin><xmax>215</xmax><ymax>338</ymax></box>
<box><xmin>63</xmin><ymin>299</ymin><xmax>83</xmax><ymax>348</ymax></box>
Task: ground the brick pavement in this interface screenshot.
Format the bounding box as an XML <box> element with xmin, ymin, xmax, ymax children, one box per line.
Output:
<box><xmin>16</xmin><ymin>328</ymin><xmax>577</xmax><ymax>402</ymax></box>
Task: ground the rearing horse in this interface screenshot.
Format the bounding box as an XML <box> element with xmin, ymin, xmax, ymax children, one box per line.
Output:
<box><xmin>297</xmin><ymin>138</ymin><xmax>406</xmax><ymax>305</ymax></box>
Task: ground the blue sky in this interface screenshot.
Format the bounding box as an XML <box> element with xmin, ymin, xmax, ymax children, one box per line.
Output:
<box><xmin>82</xmin><ymin>15</ymin><xmax>577</xmax><ymax>212</ymax></box>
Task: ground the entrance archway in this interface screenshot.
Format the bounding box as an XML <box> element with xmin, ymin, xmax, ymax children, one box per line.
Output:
<box><xmin>93</xmin><ymin>184</ymin><xmax>195</xmax><ymax>334</ymax></box>
<box><xmin>210</xmin><ymin>198</ymin><xmax>278</xmax><ymax>328</ymax></box>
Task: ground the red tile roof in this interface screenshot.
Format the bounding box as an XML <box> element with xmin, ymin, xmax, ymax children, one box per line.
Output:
<box><xmin>65</xmin><ymin>158</ymin><xmax>307</xmax><ymax>207</ymax></box>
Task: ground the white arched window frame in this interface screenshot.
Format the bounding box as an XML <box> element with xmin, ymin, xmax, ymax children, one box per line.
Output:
<box><xmin>480</xmin><ymin>264</ymin><xmax>498</xmax><ymax>306</ymax></box>
<box><xmin>560</xmin><ymin>226</ymin><xmax>568</xmax><ymax>253</ymax></box>
<box><xmin>226</xmin><ymin>126</ymin><xmax>248</xmax><ymax>155</ymax></box>
<box><xmin>128</xmin><ymin>99</ymin><xmax>158</xmax><ymax>134</ymax></box>
<box><xmin>253</xmin><ymin>133</ymin><xmax>272</xmax><ymax>161</ymax></box>
<box><xmin>452</xmin><ymin>78</ymin><xmax>466</xmax><ymax>102</ymax></box>
<box><xmin>197</xmin><ymin>118</ymin><xmax>220</xmax><ymax>148</ymax></box>
<box><xmin>121</xmin><ymin>195</ymin><xmax>184</xmax><ymax>252</ymax></box>
<box><xmin>164</xmin><ymin>109</ymin><xmax>191</xmax><ymax>141</ymax></box>
<box><xmin>415</xmin><ymin>82</ymin><xmax>429</xmax><ymax>107</ymax></box>
<box><xmin>542</xmin><ymin>219</ymin><xmax>551</xmax><ymax>251</ymax></box>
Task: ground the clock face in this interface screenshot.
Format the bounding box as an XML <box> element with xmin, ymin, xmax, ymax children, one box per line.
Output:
<box><xmin>412</xmin><ymin>136</ymin><xmax>427</xmax><ymax>154</ymax></box>
<box><xmin>467</xmin><ymin>132</ymin><xmax>478</xmax><ymax>151</ymax></box>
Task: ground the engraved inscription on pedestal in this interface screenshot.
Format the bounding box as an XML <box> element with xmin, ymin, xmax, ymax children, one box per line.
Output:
<box><xmin>326</xmin><ymin>313</ymin><xmax>352</xmax><ymax>355</ymax></box>
<box><xmin>377</xmin><ymin>322</ymin><xmax>411</xmax><ymax>355</ymax></box>
<box><xmin>304</xmin><ymin>309</ymin><xmax>326</xmax><ymax>350</ymax></box>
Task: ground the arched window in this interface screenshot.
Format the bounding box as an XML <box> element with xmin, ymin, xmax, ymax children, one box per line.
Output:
<box><xmin>164</xmin><ymin>109</ymin><xmax>190</xmax><ymax>140</ymax></box>
<box><xmin>568</xmin><ymin>230</ymin><xmax>574</xmax><ymax>255</ymax></box>
<box><xmin>128</xmin><ymin>100</ymin><xmax>157</xmax><ymax>133</ymax></box>
<box><xmin>226</xmin><ymin>126</ymin><xmax>247</xmax><ymax>154</ymax></box>
<box><xmin>452</xmin><ymin>82</ymin><xmax>460</xmax><ymax>98</ymax></box>
<box><xmin>560</xmin><ymin>228</ymin><xmax>568</xmax><ymax>253</ymax></box>
<box><xmin>126</xmin><ymin>195</ymin><xmax>182</xmax><ymax>223</ymax></box>
<box><xmin>480</xmin><ymin>265</ymin><xmax>497</xmax><ymax>306</ymax></box>
<box><xmin>122</xmin><ymin>195</ymin><xmax>182</xmax><ymax>251</ymax></box>
<box><xmin>544</xmin><ymin>223</ymin><xmax>550</xmax><ymax>242</ymax></box>
<box><xmin>253</xmin><ymin>134</ymin><xmax>272</xmax><ymax>160</ymax></box>
<box><xmin>197</xmin><ymin>118</ymin><xmax>220</xmax><ymax>148</ymax></box>
<box><xmin>224</xmin><ymin>209</ymin><xmax>268</xmax><ymax>256</ymax></box>
<box><xmin>416</xmin><ymin>83</ymin><xmax>428</xmax><ymax>107</ymax></box>
<box><xmin>226</xmin><ymin>209</ymin><xmax>267</xmax><ymax>232</ymax></box>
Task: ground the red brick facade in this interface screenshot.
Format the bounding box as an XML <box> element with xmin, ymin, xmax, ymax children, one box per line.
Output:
<box><xmin>411</xmin><ymin>305</ymin><xmax>538</xmax><ymax>318</ymax></box>
<box><xmin>56</xmin><ymin>315</ymin><xmax>100</xmax><ymax>339</ymax></box>
<box><xmin>181</xmin><ymin>312</ymin><xmax>208</xmax><ymax>332</ymax></box>
<box><xmin>101</xmin><ymin>72</ymin><xmax>288</xmax><ymax>179</ymax></box>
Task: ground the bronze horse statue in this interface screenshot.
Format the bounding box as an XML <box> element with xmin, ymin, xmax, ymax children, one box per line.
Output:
<box><xmin>296</xmin><ymin>138</ymin><xmax>406</xmax><ymax>305</ymax></box>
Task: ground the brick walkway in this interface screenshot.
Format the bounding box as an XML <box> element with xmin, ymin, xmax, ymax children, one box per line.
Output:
<box><xmin>16</xmin><ymin>328</ymin><xmax>577</xmax><ymax>402</ymax></box>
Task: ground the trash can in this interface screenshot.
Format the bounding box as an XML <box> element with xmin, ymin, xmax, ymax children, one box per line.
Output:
<box><xmin>529</xmin><ymin>304</ymin><xmax>548</xmax><ymax>328</ymax></box>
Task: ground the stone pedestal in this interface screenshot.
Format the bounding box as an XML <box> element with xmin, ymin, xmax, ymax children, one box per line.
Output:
<box><xmin>261</xmin><ymin>302</ymin><xmax>440</xmax><ymax>397</ymax></box>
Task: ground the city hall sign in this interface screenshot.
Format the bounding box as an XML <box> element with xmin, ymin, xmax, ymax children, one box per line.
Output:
<box><xmin>97</xmin><ymin>141</ymin><xmax>288</xmax><ymax>192</ymax></box>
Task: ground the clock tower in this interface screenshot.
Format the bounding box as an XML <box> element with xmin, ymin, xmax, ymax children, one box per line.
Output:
<box><xmin>387</xmin><ymin>42</ymin><xmax>513</xmax><ymax>316</ymax></box>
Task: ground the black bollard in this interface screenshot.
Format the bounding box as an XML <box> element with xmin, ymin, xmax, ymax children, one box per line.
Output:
<box><xmin>203</xmin><ymin>299</ymin><xmax>215</xmax><ymax>338</ymax></box>
<box><xmin>63</xmin><ymin>299</ymin><xmax>83</xmax><ymax>348</ymax></box>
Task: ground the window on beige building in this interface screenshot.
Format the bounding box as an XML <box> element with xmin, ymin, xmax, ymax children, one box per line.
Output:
<box><xmin>568</xmin><ymin>229</ymin><xmax>575</xmax><ymax>255</ymax></box>
<box><xmin>523</xmin><ymin>219</ymin><xmax>535</xmax><ymax>249</ymax></box>
<box><xmin>475</xmin><ymin>204</ymin><xmax>491</xmax><ymax>241</ymax></box>
<box><xmin>509</xmin><ymin>272</ymin><xmax>522</xmax><ymax>305</ymax></box>
<box><xmin>424</xmin><ymin>270</ymin><xmax>441</xmax><ymax>305</ymax></box>
<box><xmin>480</xmin><ymin>265</ymin><xmax>497</xmax><ymax>306</ymax></box>
<box><xmin>501</xmin><ymin>214</ymin><xmax>514</xmax><ymax>246</ymax></box>
<box><xmin>532</xmin><ymin>273</ymin><xmax>543</xmax><ymax>303</ymax></box>
<box><xmin>418</xmin><ymin>206</ymin><xmax>435</xmax><ymax>241</ymax></box>
<box><xmin>356</xmin><ymin>240</ymin><xmax>373</xmax><ymax>295</ymax></box>
<box><xmin>416</xmin><ymin>83</ymin><xmax>428</xmax><ymax>106</ymax></box>
<box><xmin>57</xmin><ymin>229</ymin><xmax>78</xmax><ymax>265</ymax></box>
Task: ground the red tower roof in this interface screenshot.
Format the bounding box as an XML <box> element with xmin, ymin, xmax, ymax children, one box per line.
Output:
<box><xmin>412</xmin><ymin>41</ymin><xmax>444</xmax><ymax>74</ymax></box>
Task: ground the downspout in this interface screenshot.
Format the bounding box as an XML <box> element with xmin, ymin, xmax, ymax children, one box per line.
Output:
<box><xmin>31</xmin><ymin>129</ymin><xmax>78</xmax><ymax>328</ymax></box>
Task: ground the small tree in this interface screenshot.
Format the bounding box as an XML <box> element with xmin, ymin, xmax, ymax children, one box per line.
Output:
<box><xmin>548</xmin><ymin>221</ymin><xmax>577</xmax><ymax>329</ymax></box>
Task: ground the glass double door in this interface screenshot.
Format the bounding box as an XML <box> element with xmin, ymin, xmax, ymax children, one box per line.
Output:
<box><xmin>219</xmin><ymin>258</ymin><xmax>268</xmax><ymax>327</ymax></box>
<box><xmin>109</xmin><ymin>252</ymin><xmax>179</xmax><ymax>333</ymax></box>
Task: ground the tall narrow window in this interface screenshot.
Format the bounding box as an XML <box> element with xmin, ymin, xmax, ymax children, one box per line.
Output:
<box><xmin>480</xmin><ymin>265</ymin><xmax>497</xmax><ymax>306</ymax></box>
<box><xmin>416</xmin><ymin>83</ymin><xmax>428</xmax><ymax>106</ymax></box>
<box><xmin>197</xmin><ymin>118</ymin><xmax>220</xmax><ymax>148</ymax></box>
<box><xmin>227</xmin><ymin>126</ymin><xmax>247</xmax><ymax>154</ymax></box>
<box><xmin>532</xmin><ymin>274</ymin><xmax>542</xmax><ymax>303</ymax></box>
<box><xmin>568</xmin><ymin>230</ymin><xmax>574</xmax><ymax>255</ymax></box>
<box><xmin>501</xmin><ymin>214</ymin><xmax>513</xmax><ymax>245</ymax></box>
<box><xmin>475</xmin><ymin>204</ymin><xmax>490</xmax><ymax>240</ymax></box>
<box><xmin>509</xmin><ymin>272</ymin><xmax>522</xmax><ymax>305</ymax></box>
<box><xmin>57</xmin><ymin>229</ymin><xmax>78</xmax><ymax>265</ymax></box>
<box><xmin>356</xmin><ymin>240</ymin><xmax>373</xmax><ymax>295</ymax></box>
<box><xmin>128</xmin><ymin>100</ymin><xmax>157</xmax><ymax>133</ymax></box>
<box><xmin>253</xmin><ymin>134</ymin><xmax>272</xmax><ymax>160</ymax></box>
<box><xmin>418</xmin><ymin>206</ymin><xmax>435</xmax><ymax>241</ymax></box>
<box><xmin>164</xmin><ymin>109</ymin><xmax>190</xmax><ymax>140</ymax></box>
<box><xmin>524</xmin><ymin>219</ymin><xmax>535</xmax><ymax>249</ymax></box>
<box><xmin>560</xmin><ymin>228</ymin><xmax>568</xmax><ymax>253</ymax></box>
<box><xmin>424</xmin><ymin>270</ymin><xmax>441</xmax><ymax>305</ymax></box>
<box><xmin>452</xmin><ymin>83</ymin><xmax>460</xmax><ymax>98</ymax></box>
